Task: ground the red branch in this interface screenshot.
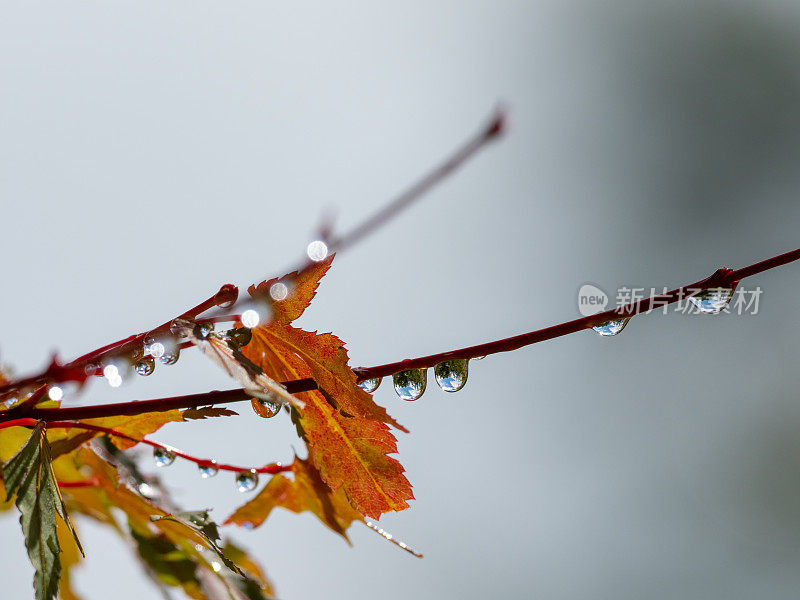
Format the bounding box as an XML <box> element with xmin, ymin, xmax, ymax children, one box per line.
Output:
<box><xmin>2</xmin><ymin>248</ymin><xmax>796</xmax><ymax>424</ymax></box>
<box><xmin>0</xmin><ymin>107</ymin><xmax>505</xmax><ymax>399</ymax></box>
<box><xmin>0</xmin><ymin>284</ymin><xmax>239</xmax><ymax>396</ymax></box>
<box><xmin>57</xmin><ymin>478</ymin><xmax>100</xmax><ymax>488</ymax></box>
<box><xmin>0</xmin><ymin>418</ymin><xmax>290</xmax><ymax>475</ymax></box>
<box><xmin>352</xmin><ymin>248</ymin><xmax>800</xmax><ymax>381</ymax></box>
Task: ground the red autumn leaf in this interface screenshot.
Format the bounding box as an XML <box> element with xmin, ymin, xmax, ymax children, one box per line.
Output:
<box><xmin>239</xmin><ymin>256</ymin><xmax>413</xmax><ymax>519</ymax></box>
<box><xmin>248</xmin><ymin>255</ymin><xmax>335</xmax><ymax>325</ymax></box>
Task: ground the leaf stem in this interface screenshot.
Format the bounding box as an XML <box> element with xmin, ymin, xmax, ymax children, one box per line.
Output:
<box><xmin>0</xmin><ymin>418</ymin><xmax>290</xmax><ymax>475</ymax></box>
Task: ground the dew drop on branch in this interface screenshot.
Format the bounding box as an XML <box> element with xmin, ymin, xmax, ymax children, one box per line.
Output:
<box><xmin>235</xmin><ymin>470</ymin><xmax>259</xmax><ymax>492</ymax></box>
<box><xmin>688</xmin><ymin>287</ymin><xmax>735</xmax><ymax>314</ymax></box>
<box><xmin>159</xmin><ymin>347</ymin><xmax>180</xmax><ymax>366</ymax></box>
<box><xmin>434</xmin><ymin>359</ymin><xmax>468</xmax><ymax>392</ymax></box>
<box><xmin>47</xmin><ymin>386</ymin><xmax>64</xmax><ymax>401</ymax></box>
<box><xmin>393</xmin><ymin>369</ymin><xmax>427</xmax><ymax>401</ymax></box>
<box><xmin>153</xmin><ymin>447</ymin><xmax>176</xmax><ymax>467</ymax></box>
<box><xmin>592</xmin><ymin>318</ymin><xmax>630</xmax><ymax>337</ymax></box>
<box><xmin>358</xmin><ymin>377</ymin><xmax>382</xmax><ymax>394</ymax></box>
<box><xmin>257</xmin><ymin>398</ymin><xmax>282</xmax><ymax>418</ymax></box>
<box><xmin>135</xmin><ymin>356</ymin><xmax>155</xmax><ymax>376</ymax></box>
<box><xmin>198</xmin><ymin>462</ymin><xmax>219</xmax><ymax>478</ymax></box>
<box><xmin>148</xmin><ymin>342</ymin><xmax>166</xmax><ymax>359</ymax></box>
<box><xmin>194</xmin><ymin>322</ymin><xmax>215</xmax><ymax>339</ymax></box>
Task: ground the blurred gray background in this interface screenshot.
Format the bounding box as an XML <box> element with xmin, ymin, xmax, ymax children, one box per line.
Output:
<box><xmin>2</xmin><ymin>1</ymin><xmax>800</xmax><ymax>598</ymax></box>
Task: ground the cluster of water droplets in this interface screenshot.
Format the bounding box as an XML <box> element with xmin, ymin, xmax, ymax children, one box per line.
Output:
<box><xmin>357</xmin><ymin>358</ymin><xmax>471</xmax><ymax>402</ymax></box>
<box><xmin>151</xmin><ymin>447</ymin><xmax>260</xmax><ymax>492</ymax></box>
<box><xmin>89</xmin><ymin>323</ymin><xmax>255</xmax><ymax>392</ymax></box>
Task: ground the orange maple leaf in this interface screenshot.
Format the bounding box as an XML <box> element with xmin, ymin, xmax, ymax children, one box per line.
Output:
<box><xmin>239</xmin><ymin>255</ymin><xmax>413</xmax><ymax>519</ymax></box>
<box><xmin>225</xmin><ymin>456</ymin><xmax>363</xmax><ymax>540</ymax></box>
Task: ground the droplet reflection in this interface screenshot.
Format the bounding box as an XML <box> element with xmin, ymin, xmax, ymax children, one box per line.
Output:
<box><xmin>257</xmin><ymin>398</ymin><xmax>282</xmax><ymax>418</ymax></box>
<box><xmin>688</xmin><ymin>287</ymin><xmax>735</xmax><ymax>314</ymax></box>
<box><xmin>135</xmin><ymin>356</ymin><xmax>155</xmax><ymax>376</ymax></box>
<box><xmin>434</xmin><ymin>359</ymin><xmax>468</xmax><ymax>392</ymax></box>
<box><xmin>592</xmin><ymin>318</ymin><xmax>630</xmax><ymax>337</ymax></box>
<box><xmin>358</xmin><ymin>377</ymin><xmax>381</xmax><ymax>394</ymax></box>
<box><xmin>393</xmin><ymin>369</ymin><xmax>427</xmax><ymax>401</ymax></box>
<box><xmin>198</xmin><ymin>462</ymin><xmax>219</xmax><ymax>478</ymax></box>
<box><xmin>153</xmin><ymin>447</ymin><xmax>176</xmax><ymax>467</ymax></box>
<box><xmin>236</xmin><ymin>470</ymin><xmax>259</xmax><ymax>492</ymax></box>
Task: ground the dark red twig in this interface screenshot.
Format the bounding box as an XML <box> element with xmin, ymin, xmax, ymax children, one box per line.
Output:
<box><xmin>352</xmin><ymin>248</ymin><xmax>800</xmax><ymax>382</ymax></box>
<box><xmin>0</xmin><ymin>284</ymin><xmax>239</xmax><ymax>397</ymax></box>
<box><xmin>0</xmin><ymin>108</ymin><xmax>506</xmax><ymax>399</ymax></box>
<box><xmin>4</xmin><ymin>248</ymin><xmax>796</xmax><ymax>424</ymax></box>
<box><xmin>1</xmin><ymin>379</ymin><xmax>317</xmax><ymax>422</ymax></box>
<box><xmin>327</xmin><ymin>106</ymin><xmax>506</xmax><ymax>254</ymax></box>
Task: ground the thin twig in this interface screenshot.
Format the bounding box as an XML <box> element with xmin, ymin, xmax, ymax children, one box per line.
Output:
<box><xmin>0</xmin><ymin>418</ymin><xmax>290</xmax><ymax>475</ymax></box>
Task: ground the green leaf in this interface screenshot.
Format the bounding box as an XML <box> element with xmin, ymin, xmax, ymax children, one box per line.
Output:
<box><xmin>151</xmin><ymin>511</ymin><xmax>245</xmax><ymax>577</ymax></box>
<box><xmin>3</xmin><ymin>423</ymin><xmax>83</xmax><ymax>600</ymax></box>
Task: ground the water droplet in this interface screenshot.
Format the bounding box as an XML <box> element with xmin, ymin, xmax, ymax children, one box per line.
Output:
<box><xmin>130</xmin><ymin>344</ymin><xmax>144</xmax><ymax>360</ymax></box>
<box><xmin>434</xmin><ymin>360</ymin><xmax>468</xmax><ymax>392</ymax></box>
<box><xmin>242</xmin><ymin>309</ymin><xmax>260</xmax><ymax>328</ymax></box>
<box><xmin>393</xmin><ymin>369</ymin><xmax>427</xmax><ymax>401</ymax></box>
<box><xmin>194</xmin><ymin>322</ymin><xmax>215</xmax><ymax>339</ymax></box>
<box><xmin>47</xmin><ymin>386</ymin><xmax>64</xmax><ymax>401</ymax></box>
<box><xmin>198</xmin><ymin>462</ymin><xmax>219</xmax><ymax>478</ymax></box>
<box><xmin>236</xmin><ymin>470</ymin><xmax>259</xmax><ymax>492</ymax></box>
<box><xmin>358</xmin><ymin>377</ymin><xmax>382</xmax><ymax>394</ymax></box>
<box><xmin>159</xmin><ymin>346</ymin><xmax>180</xmax><ymax>366</ymax></box>
<box><xmin>257</xmin><ymin>398</ymin><xmax>282</xmax><ymax>418</ymax></box>
<box><xmin>211</xmin><ymin>561</ymin><xmax>222</xmax><ymax>573</ymax></box>
<box><xmin>592</xmin><ymin>318</ymin><xmax>630</xmax><ymax>337</ymax></box>
<box><xmin>269</xmin><ymin>282</ymin><xmax>289</xmax><ymax>301</ymax></box>
<box><xmin>135</xmin><ymin>356</ymin><xmax>155</xmax><ymax>376</ymax></box>
<box><xmin>148</xmin><ymin>342</ymin><xmax>166</xmax><ymax>359</ymax></box>
<box><xmin>137</xmin><ymin>482</ymin><xmax>158</xmax><ymax>498</ymax></box>
<box><xmin>306</xmin><ymin>240</ymin><xmax>328</xmax><ymax>262</ymax></box>
<box><xmin>225</xmin><ymin>327</ymin><xmax>252</xmax><ymax>348</ymax></box>
<box><xmin>153</xmin><ymin>447</ymin><xmax>176</xmax><ymax>467</ymax></box>
<box><xmin>689</xmin><ymin>287</ymin><xmax>735</xmax><ymax>314</ymax></box>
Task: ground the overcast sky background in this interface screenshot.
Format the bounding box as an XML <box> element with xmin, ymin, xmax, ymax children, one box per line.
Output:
<box><xmin>2</xmin><ymin>1</ymin><xmax>800</xmax><ymax>599</ymax></box>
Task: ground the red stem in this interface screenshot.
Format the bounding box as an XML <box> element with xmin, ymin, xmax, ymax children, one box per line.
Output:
<box><xmin>1</xmin><ymin>379</ymin><xmax>317</xmax><ymax>422</ymax></box>
<box><xmin>0</xmin><ymin>108</ymin><xmax>505</xmax><ymax>399</ymax></box>
<box><xmin>0</xmin><ymin>418</ymin><xmax>290</xmax><ymax>475</ymax></box>
<box><xmin>328</xmin><ymin>106</ymin><xmax>506</xmax><ymax>254</ymax></box>
<box><xmin>0</xmin><ymin>284</ymin><xmax>239</xmax><ymax>396</ymax></box>
<box><xmin>352</xmin><ymin>249</ymin><xmax>800</xmax><ymax>382</ymax></box>
<box><xmin>1</xmin><ymin>249</ymin><xmax>796</xmax><ymax>421</ymax></box>
<box><xmin>57</xmin><ymin>478</ymin><xmax>100</xmax><ymax>488</ymax></box>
